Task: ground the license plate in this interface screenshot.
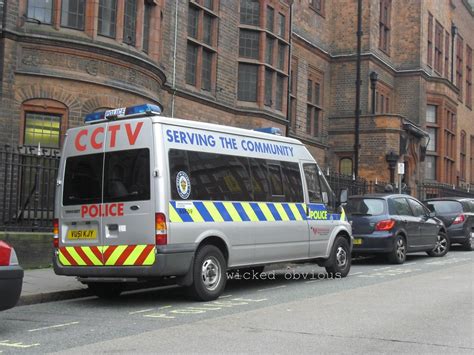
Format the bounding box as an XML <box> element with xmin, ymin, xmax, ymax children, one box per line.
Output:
<box><xmin>67</xmin><ymin>229</ymin><xmax>97</xmax><ymax>240</ymax></box>
<box><xmin>353</xmin><ymin>238</ymin><xmax>362</xmax><ymax>245</ymax></box>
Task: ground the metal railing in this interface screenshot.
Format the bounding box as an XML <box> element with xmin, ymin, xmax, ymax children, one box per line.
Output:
<box><xmin>0</xmin><ymin>146</ymin><xmax>60</xmax><ymax>232</ymax></box>
<box><xmin>418</xmin><ymin>182</ymin><xmax>474</xmax><ymax>200</ymax></box>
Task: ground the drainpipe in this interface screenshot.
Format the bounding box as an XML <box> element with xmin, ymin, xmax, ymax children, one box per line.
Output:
<box><xmin>354</xmin><ymin>0</ymin><xmax>362</xmax><ymax>179</ymax></box>
<box><xmin>450</xmin><ymin>23</ymin><xmax>457</xmax><ymax>84</ymax></box>
<box><xmin>170</xmin><ymin>0</ymin><xmax>179</xmax><ymax>118</ymax></box>
<box><xmin>285</xmin><ymin>1</ymin><xmax>294</xmax><ymax>137</ymax></box>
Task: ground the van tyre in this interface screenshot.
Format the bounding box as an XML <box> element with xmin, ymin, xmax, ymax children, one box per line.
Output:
<box><xmin>325</xmin><ymin>236</ymin><xmax>351</xmax><ymax>277</ymax></box>
<box><xmin>88</xmin><ymin>283</ymin><xmax>123</xmax><ymax>299</ymax></box>
<box><xmin>388</xmin><ymin>235</ymin><xmax>406</xmax><ymax>264</ymax></box>
<box><xmin>427</xmin><ymin>231</ymin><xmax>449</xmax><ymax>257</ymax></box>
<box><xmin>189</xmin><ymin>245</ymin><xmax>227</xmax><ymax>301</ymax></box>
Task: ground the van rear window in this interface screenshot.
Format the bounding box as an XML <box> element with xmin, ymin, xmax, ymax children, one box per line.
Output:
<box><xmin>62</xmin><ymin>149</ymin><xmax>150</xmax><ymax>206</ymax></box>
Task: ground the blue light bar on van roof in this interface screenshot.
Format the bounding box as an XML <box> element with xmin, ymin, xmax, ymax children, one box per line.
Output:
<box><xmin>254</xmin><ymin>127</ymin><xmax>282</xmax><ymax>136</ymax></box>
<box><xmin>84</xmin><ymin>103</ymin><xmax>161</xmax><ymax>123</ymax></box>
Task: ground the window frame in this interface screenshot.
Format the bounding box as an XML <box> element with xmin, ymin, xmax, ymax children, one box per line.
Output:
<box><xmin>379</xmin><ymin>0</ymin><xmax>391</xmax><ymax>55</ymax></box>
<box><xmin>98</xmin><ymin>0</ymin><xmax>118</xmax><ymax>39</ymax></box>
<box><xmin>306</xmin><ymin>67</ymin><xmax>323</xmax><ymax>137</ymax></box>
<box><xmin>60</xmin><ymin>0</ymin><xmax>86</xmax><ymax>30</ymax></box>
<box><xmin>309</xmin><ymin>0</ymin><xmax>325</xmax><ymax>17</ymax></box>
<box><xmin>26</xmin><ymin>0</ymin><xmax>54</xmax><ymax>24</ymax></box>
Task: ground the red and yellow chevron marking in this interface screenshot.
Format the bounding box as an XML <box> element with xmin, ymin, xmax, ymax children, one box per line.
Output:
<box><xmin>58</xmin><ymin>245</ymin><xmax>155</xmax><ymax>266</ymax></box>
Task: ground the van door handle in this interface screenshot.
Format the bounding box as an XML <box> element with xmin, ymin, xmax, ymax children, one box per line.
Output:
<box><xmin>130</xmin><ymin>205</ymin><xmax>140</xmax><ymax>211</ymax></box>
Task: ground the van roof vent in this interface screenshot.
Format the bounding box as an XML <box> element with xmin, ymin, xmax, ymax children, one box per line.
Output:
<box><xmin>84</xmin><ymin>104</ymin><xmax>162</xmax><ymax>124</ymax></box>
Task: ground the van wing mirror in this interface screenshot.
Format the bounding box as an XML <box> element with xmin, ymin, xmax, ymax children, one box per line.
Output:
<box><xmin>339</xmin><ymin>189</ymin><xmax>348</xmax><ymax>204</ymax></box>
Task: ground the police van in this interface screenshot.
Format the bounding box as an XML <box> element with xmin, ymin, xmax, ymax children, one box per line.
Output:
<box><xmin>54</xmin><ymin>104</ymin><xmax>352</xmax><ymax>301</ymax></box>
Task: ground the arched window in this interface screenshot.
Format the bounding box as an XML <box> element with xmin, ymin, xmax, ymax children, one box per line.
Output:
<box><xmin>339</xmin><ymin>158</ymin><xmax>353</xmax><ymax>176</ymax></box>
<box><xmin>21</xmin><ymin>99</ymin><xmax>68</xmax><ymax>149</ymax></box>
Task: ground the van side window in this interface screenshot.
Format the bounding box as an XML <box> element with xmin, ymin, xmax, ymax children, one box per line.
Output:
<box><xmin>103</xmin><ymin>149</ymin><xmax>150</xmax><ymax>202</ymax></box>
<box><xmin>187</xmin><ymin>151</ymin><xmax>252</xmax><ymax>201</ymax></box>
<box><xmin>303</xmin><ymin>163</ymin><xmax>322</xmax><ymax>203</ymax></box>
<box><xmin>169</xmin><ymin>149</ymin><xmax>190</xmax><ymax>200</ymax></box>
<box><xmin>63</xmin><ymin>153</ymin><xmax>103</xmax><ymax>206</ymax></box>
<box><xmin>267</xmin><ymin>162</ymin><xmax>284</xmax><ymax>200</ymax></box>
<box><xmin>281</xmin><ymin>162</ymin><xmax>304</xmax><ymax>202</ymax></box>
<box><xmin>319</xmin><ymin>174</ymin><xmax>336</xmax><ymax>210</ymax></box>
<box><xmin>249</xmin><ymin>158</ymin><xmax>271</xmax><ymax>201</ymax></box>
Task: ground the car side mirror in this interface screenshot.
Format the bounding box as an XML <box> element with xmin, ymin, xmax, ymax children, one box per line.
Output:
<box><xmin>339</xmin><ymin>189</ymin><xmax>348</xmax><ymax>204</ymax></box>
<box><xmin>429</xmin><ymin>211</ymin><xmax>436</xmax><ymax>218</ymax></box>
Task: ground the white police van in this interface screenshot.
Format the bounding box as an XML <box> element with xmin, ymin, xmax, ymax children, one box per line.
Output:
<box><xmin>54</xmin><ymin>104</ymin><xmax>352</xmax><ymax>301</ymax></box>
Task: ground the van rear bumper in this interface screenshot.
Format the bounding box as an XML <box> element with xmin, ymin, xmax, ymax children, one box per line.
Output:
<box><xmin>53</xmin><ymin>247</ymin><xmax>195</xmax><ymax>279</ymax></box>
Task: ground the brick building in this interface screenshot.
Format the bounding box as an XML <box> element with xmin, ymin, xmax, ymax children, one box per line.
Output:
<box><xmin>0</xmin><ymin>0</ymin><xmax>473</xmax><ymax>194</ymax></box>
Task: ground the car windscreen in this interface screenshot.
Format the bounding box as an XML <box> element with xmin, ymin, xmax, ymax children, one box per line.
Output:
<box><xmin>62</xmin><ymin>149</ymin><xmax>150</xmax><ymax>206</ymax></box>
<box><xmin>346</xmin><ymin>198</ymin><xmax>385</xmax><ymax>216</ymax></box>
<box><xmin>426</xmin><ymin>201</ymin><xmax>463</xmax><ymax>214</ymax></box>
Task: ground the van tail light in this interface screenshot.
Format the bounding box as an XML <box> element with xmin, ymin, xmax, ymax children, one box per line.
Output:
<box><xmin>53</xmin><ymin>218</ymin><xmax>59</xmax><ymax>248</ymax></box>
<box><xmin>453</xmin><ymin>214</ymin><xmax>465</xmax><ymax>224</ymax></box>
<box><xmin>375</xmin><ymin>219</ymin><xmax>396</xmax><ymax>231</ymax></box>
<box><xmin>0</xmin><ymin>241</ymin><xmax>19</xmax><ymax>266</ymax></box>
<box><xmin>155</xmin><ymin>213</ymin><xmax>168</xmax><ymax>245</ymax></box>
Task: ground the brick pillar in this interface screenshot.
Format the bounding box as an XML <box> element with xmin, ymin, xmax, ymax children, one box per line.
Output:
<box><xmin>85</xmin><ymin>0</ymin><xmax>99</xmax><ymax>39</ymax></box>
<box><xmin>116</xmin><ymin>0</ymin><xmax>125</xmax><ymax>43</ymax></box>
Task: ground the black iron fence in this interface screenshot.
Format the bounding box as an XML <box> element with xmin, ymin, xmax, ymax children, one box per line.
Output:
<box><xmin>1</xmin><ymin>146</ymin><xmax>60</xmax><ymax>232</ymax></box>
<box><xmin>417</xmin><ymin>182</ymin><xmax>474</xmax><ymax>200</ymax></box>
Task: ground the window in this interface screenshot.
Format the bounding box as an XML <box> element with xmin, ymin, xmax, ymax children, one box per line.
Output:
<box><xmin>303</xmin><ymin>164</ymin><xmax>322</xmax><ymax>203</ymax></box>
<box><xmin>425</xmin><ymin>104</ymin><xmax>438</xmax><ymax>180</ymax></box>
<box><xmin>460</xmin><ymin>130</ymin><xmax>466</xmax><ymax>181</ymax></box>
<box><xmin>346</xmin><ymin>198</ymin><xmax>385</xmax><ymax>216</ymax></box>
<box><xmin>374</xmin><ymin>82</ymin><xmax>392</xmax><ymax>114</ymax></box>
<box><xmin>238</xmin><ymin>63</ymin><xmax>258</xmax><ymax>101</ymax></box>
<box><xmin>434</xmin><ymin>21</ymin><xmax>443</xmax><ymax>74</ymax></box>
<box><xmin>444</xmin><ymin>30</ymin><xmax>450</xmax><ymax>78</ymax></box>
<box><xmin>240</xmin><ymin>0</ymin><xmax>260</xmax><ymax>26</ymax></box>
<box><xmin>238</xmin><ymin>0</ymin><xmax>289</xmax><ymax>112</ymax></box>
<box><xmin>61</xmin><ymin>0</ymin><xmax>85</xmax><ymax>29</ymax></box>
<box><xmin>98</xmin><ymin>0</ymin><xmax>117</xmax><ymax>38</ymax></box>
<box><xmin>24</xmin><ymin>112</ymin><xmax>61</xmax><ymax>148</ymax></box>
<box><xmin>123</xmin><ymin>0</ymin><xmax>137</xmax><ymax>45</ymax></box>
<box><xmin>306</xmin><ymin>69</ymin><xmax>323</xmax><ymax>137</ymax></box>
<box><xmin>444</xmin><ymin>107</ymin><xmax>456</xmax><ymax>184</ymax></box>
<box><xmin>424</xmin><ymin>155</ymin><xmax>436</xmax><ymax>180</ymax></box>
<box><xmin>466</xmin><ymin>46</ymin><xmax>472</xmax><ymax>108</ymax></box>
<box><xmin>239</xmin><ymin>30</ymin><xmax>260</xmax><ymax>59</ymax></box>
<box><xmin>379</xmin><ymin>0</ymin><xmax>391</xmax><ymax>53</ymax></box>
<box><xmin>390</xmin><ymin>198</ymin><xmax>413</xmax><ymax>216</ymax></box>
<box><xmin>407</xmin><ymin>199</ymin><xmax>427</xmax><ymax>217</ymax></box>
<box><xmin>427</xmin><ymin>127</ymin><xmax>437</xmax><ymax>151</ymax></box>
<box><xmin>456</xmin><ymin>35</ymin><xmax>463</xmax><ymax>99</ymax></box>
<box><xmin>186</xmin><ymin>2</ymin><xmax>218</xmax><ymax>92</ymax></box>
<box><xmin>142</xmin><ymin>2</ymin><xmax>152</xmax><ymax>53</ymax></box>
<box><xmin>339</xmin><ymin>158</ymin><xmax>353</xmax><ymax>175</ymax></box>
<box><xmin>427</xmin><ymin>13</ymin><xmax>433</xmax><ymax>67</ymax></box>
<box><xmin>168</xmin><ymin>149</ymin><xmax>302</xmax><ymax>202</ymax></box>
<box><xmin>27</xmin><ymin>0</ymin><xmax>53</xmax><ymax>24</ymax></box>
<box><xmin>310</xmin><ymin>0</ymin><xmax>324</xmax><ymax>16</ymax></box>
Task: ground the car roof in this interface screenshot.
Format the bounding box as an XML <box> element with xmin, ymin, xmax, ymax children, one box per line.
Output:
<box><xmin>424</xmin><ymin>197</ymin><xmax>474</xmax><ymax>202</ymax></box>
<box><xmin>348</xmin><ymin>194</ymin><xmax>414</xmax><ymax>200</ymax></box>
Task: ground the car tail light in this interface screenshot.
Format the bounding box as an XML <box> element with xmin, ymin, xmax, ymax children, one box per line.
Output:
<box><xmin>453</xmin><ymin>214</ymin><xmax>465</xmax><ymax>224</ymax></box>
<box><xmin>375</xmin><ymin>219</ymin><xmax>396</xmax><ymax>231</ymax></box>
<box><xmin>0</xmin><ymin>241</ymin><xmax>19</xmax><ymax>266</ymax></box>
<box><xmin>155</xmin><ymin>213</ymin><xmax>167</xmax><ymax>245</ymax></box>
<box><xmin>53</xmin><ymin>218</ymin><xmax>59</xmax><ymax>248</ymax></box>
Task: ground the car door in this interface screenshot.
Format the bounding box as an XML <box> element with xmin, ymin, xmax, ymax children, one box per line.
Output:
<box><xmin>390</xmin><ymin>197</ymin><xmax>420</xmax><ymax>249</ymax></box>
<box><xmin>407</xmin><ymin>198</ymin><xmax>437</xmax><ymax>247</ymax></box>
<box><xmin>302</xmin><ymin>162</ymin><xmax>335</xmax><ymax>258</ymax></box>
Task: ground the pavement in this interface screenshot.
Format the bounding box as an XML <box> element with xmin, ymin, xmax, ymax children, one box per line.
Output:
<box><xmin>19</xmin><ymin>268</ymin><xmax>89</xmax><ymax>306</ymax></box>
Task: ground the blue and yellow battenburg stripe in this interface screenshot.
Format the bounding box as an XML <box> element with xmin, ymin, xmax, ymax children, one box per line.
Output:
<box><xmin>169</xmin><ymin>201</ymin><xmax>347</xmax><ymax>223</ymax></box>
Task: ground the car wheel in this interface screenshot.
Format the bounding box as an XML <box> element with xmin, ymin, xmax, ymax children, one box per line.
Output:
<box><xmin>88</xmin><ymin>283</ymin><xmax>123</xmax><ymax>299</ymax></box>
<box><xmin>427</xmin><ymin>231</ymin><xmax>450</xmax><ymax>257</ymax></box>
<box><xmin>461</xmin><ymin>227</ymin><xmax>474</xmax><ymax>251</ymax></box>
<box><xmin>388</xmin><ymin>235</ymin><xmax>406</xmax><ymax>264</ymax></box>
<box><xmin>325</xmin><ymin>236</ymin><xmax>351</xmax><ymax>277</ymax></box>
<box><xmin>188</xmin><ymin>245</ymin><xmax>227</xmax><ymax>301</ymax></box>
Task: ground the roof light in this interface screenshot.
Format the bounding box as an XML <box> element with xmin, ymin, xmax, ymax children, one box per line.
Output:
<box><xmin>84</xmin><ymin>103</ymin><xmax>161</xmax><ymax>124</ymax></box>
<box><xmin>254</xmin><ymin>127</ymin><xmax>282</xmax><ymax>136</ymax></box>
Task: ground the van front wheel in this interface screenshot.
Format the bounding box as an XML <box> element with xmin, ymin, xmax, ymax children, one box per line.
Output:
<box><xmin>325</xmin><ymin>236</ymin><xmax>351</xmax><ymax>278</ymax></box>
<box><xmin>189</xmin><ymin>245</ymin><xmax>227</xmax><ymax>301</ymax></box>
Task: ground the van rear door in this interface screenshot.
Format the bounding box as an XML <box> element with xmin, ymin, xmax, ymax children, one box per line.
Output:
<box><xmin>100</xmin><ymin>118</ymin><xmax>155</xmax><ymax>266</ymax></box>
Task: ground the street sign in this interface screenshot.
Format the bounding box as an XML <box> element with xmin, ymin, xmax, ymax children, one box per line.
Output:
<box><xmin>397</xmin><ymin>163</ymin><xmax>405</xmax><ymax>175</ymax></box>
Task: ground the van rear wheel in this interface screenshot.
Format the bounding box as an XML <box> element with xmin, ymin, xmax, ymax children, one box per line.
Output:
<box><xmin>188</xmin><ymin>245</ymin><xmax>227</xmax><ymax>301</ymax></box>
<box><xmin>88</xmin><ymin>283</ymin><xmax>123</xmax><ymax>299</ymax></box>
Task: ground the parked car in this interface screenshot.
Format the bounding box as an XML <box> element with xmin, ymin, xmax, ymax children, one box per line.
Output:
<box><xmin>346</xmin><ymin>194</ymin><xmax>448</xmax><ymax>264</ymax></box>
<box><xmin>424</xmin><ymin>198</ymin><xmax>474</xmax><ymax>251</ymax></box>
<box><xmin>0</xmin><ymin>241</ymin><xmax>23</xmax><ymax>311</ymax></box>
